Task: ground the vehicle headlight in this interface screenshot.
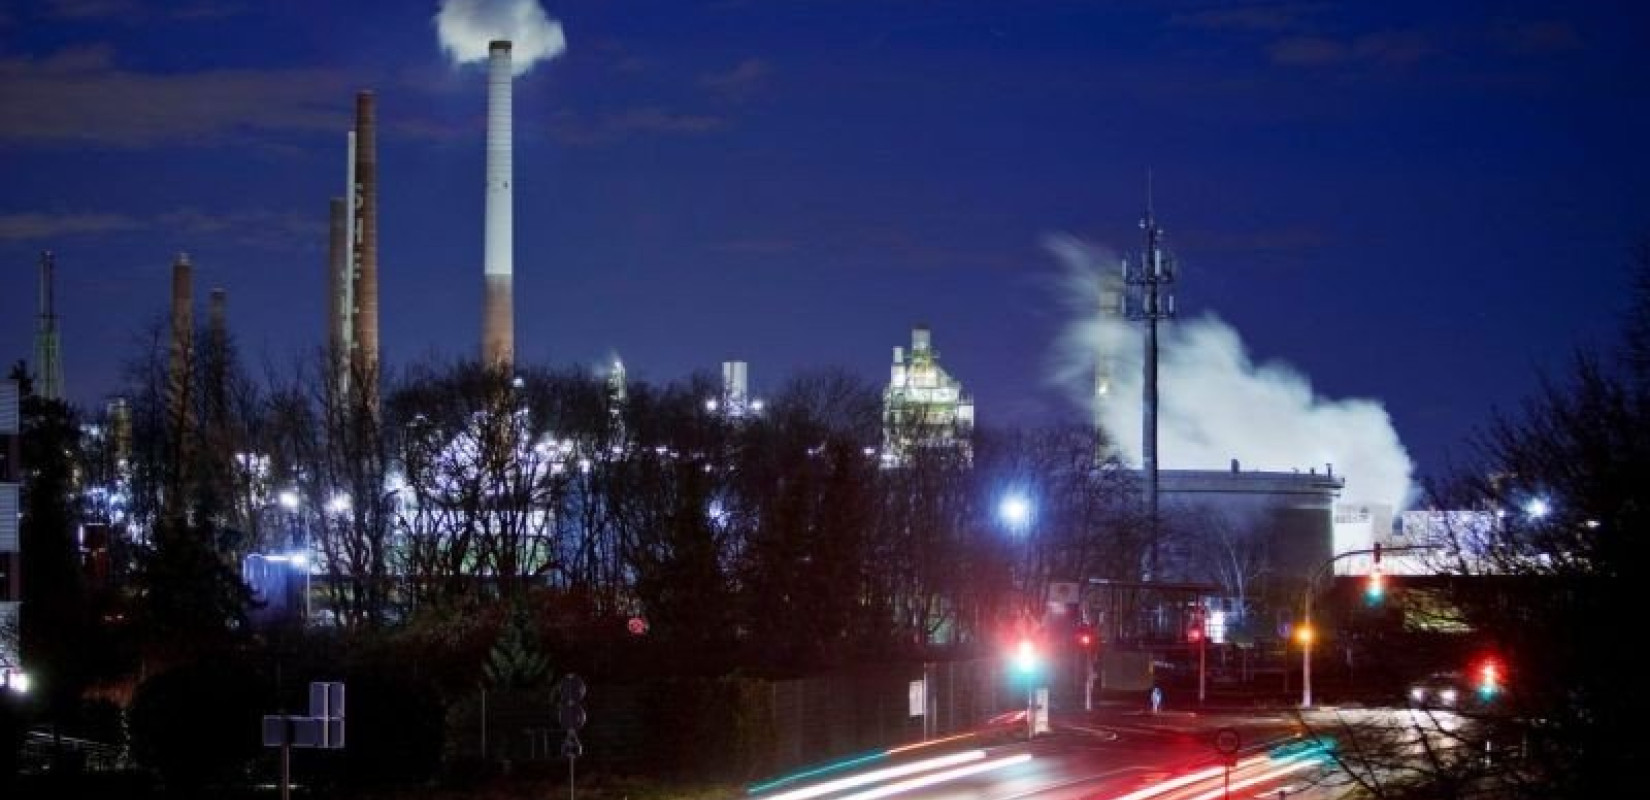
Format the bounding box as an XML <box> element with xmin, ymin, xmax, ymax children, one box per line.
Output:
<box><xmin>1410</xmin><ymin>687</ymin><xmax>1425</xmax><ymax>702</ymax></box>
<box><xmin>1440</xmin><ymin>689</ymin><xmax>1458</xmax><ymax>705</ymax></box>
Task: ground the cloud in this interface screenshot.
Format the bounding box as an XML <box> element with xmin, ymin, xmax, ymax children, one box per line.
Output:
<box><xmin>44</xmin><ymin>0</ymin><xmax>244</xmax><ymax>21</ymax></box>
<box><xmin>1170</xmin><ymin>3</ymin><xmax>1321</xmax><ymax>33</ymax></box>
<box><xmin>45</xmin><ymin>0</ymin><xmax>139</xmax><ymax>19</ymax></box>
<box><xmin>0</xmin><ymin>207</ymin><xmax>321</xmax><ymax>250</ymax></box>
<box><xmin>549</xmin><ymin>107</ymin><xmax>728</xmax><ymax>146</ymax></box>
<box><xmin>1269</xmin><ymin>30</ymin><xmax>1432</xmax><ymax>67</ymax></box>
<box><xmin>0</xmin><ymin>47</ymin><xmax>347</xmax><ymax>147</ymax></box>
<box><xmin>435</xmin><ymin>0</ymin><xmax>567</xmax><ymax>76</ymax></box>
<box><xmin>710</xmin><ymin>238</ymin><xmax>798</xmax><ymax>256</ymax></box>
<box><xmin>1182</xmin><ymin>226</ymin><xmax>1331</xmax><ymax>255</ymax></box>
<box><xmin>1043</xmin><ymin>233</ymin><xmax>1415</xmax><ymax>510</ymax></box>
<box><xmin>0</xmin><ymin>212</ymin><xmax>143</xmax><ymax>241</ymax></box>
<box><xmin>1489</xmin><ymin>19</ymin><xmax>1583</xmax><ymax>55</ymax></box>
<box><xmin>698</xmin><ymin>58</ymin><xmax>770</xmax><ymax>102</ymax></box>
<box><xmin>157</xmin><ymin>208</ymin><xmax>325</xmax><ymax>250</ymax></box>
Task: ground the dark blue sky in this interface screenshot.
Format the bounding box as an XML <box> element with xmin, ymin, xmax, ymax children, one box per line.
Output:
<box><xmin>2</xmin><ymin>0</ymin><xmax>1646</xmax><ymax>486</ymax></box>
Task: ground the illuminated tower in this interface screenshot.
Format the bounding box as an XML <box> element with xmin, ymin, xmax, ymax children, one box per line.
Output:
<box><xmin>34</xmin><ymin>252</ymin><xmax>63</xmax><ymax>401</ymax></box>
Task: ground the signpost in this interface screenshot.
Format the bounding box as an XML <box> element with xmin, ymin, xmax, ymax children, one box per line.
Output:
<box><xmin>1214</xmin><ymin>727</ymin><xmax>1241</xmax><ymax>800</ymax></box>
<box><xmin>560</xmin><ymin>674</ymin><xmax>587</xmax><ymax>800</ymax></box>
<box><xmin>262</xmin><ymin>682</ymin><xmax>345</xmax><ymax>800</ymax></box>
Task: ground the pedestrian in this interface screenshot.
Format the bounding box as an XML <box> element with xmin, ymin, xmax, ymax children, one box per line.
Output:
<box><xmin>1150</xmin><ymin>685</ymin><xmax>1163</xmax><ymax>714</ymax></box>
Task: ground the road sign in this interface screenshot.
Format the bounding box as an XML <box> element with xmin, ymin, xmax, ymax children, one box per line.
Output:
<box><xmin>310</xmin><ymin>681</ymin><xmax>345</xmax><ymax>720</ymax></box>
<box><xmin>1215</xmin><ymin>727</ymin><xmax>1241</xmax><ymax>755</ymax></box>
<box><xmin>560</xmin><ymin>674</ymin><xmax>587</xmax><ymax>704</ymax></box>
<box><xmin>560</xmin><ymin>673</ymin><xmax>587</xmax><ymax>731</ymax></box>
<box><xmin>263</xmin><ymin>715</ymin><xmax>326</xmax><ymax>748</ymax></box>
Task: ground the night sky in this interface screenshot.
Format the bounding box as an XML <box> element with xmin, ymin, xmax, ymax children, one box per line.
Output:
<box><xmin>2</xmin><ymin>0</ymin><xmax>1646</xmax><ymax>495</ymax></box>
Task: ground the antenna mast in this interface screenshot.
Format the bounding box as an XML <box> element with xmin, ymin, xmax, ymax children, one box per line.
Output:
<box><xmin>1124</xmin><ymin>175</ymin><xmax>1177</xmax><ymax>579</ymax></box>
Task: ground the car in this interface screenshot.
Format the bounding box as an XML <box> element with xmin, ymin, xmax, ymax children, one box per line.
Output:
<box><xmin>1407</xmin><ymin>671</ymin><xmax>1468</xmax><ymax>709</ymax></box>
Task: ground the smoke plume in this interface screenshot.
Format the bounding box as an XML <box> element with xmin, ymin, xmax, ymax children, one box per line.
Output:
<box><xmin>1044</xmin><ymin>233</ymin><xmax>1416</xmax><ymax>511</ymax></box>
<box><xmin>435</xmin><ymin>0</ymin><xmax>567</xmax><ymax>75</ymax></box>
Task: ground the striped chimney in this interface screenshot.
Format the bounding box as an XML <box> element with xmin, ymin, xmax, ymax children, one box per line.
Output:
<box><xmin>352</xmin><ymin>90</ymin><xmax>380</xmax><ymax>390</ymax></box>
<box><xmin>482</xmin><ymin>40</ymin><xmax>514</xmax><ymax>370</ymax></box>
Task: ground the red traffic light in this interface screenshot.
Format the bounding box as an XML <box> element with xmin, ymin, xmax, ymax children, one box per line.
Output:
<box><xmin>1075</xmin><ymin>624</ymin><xmax>1097</xmax><ymax>649</ymax></box>
<box><xmin>1475</xmin><ymin>657</ymin><xmax>1503</xmax><ymax>697</ymax></box>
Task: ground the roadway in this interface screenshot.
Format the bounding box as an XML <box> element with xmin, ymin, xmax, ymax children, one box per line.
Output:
<box><xmin>744</xmin><ymin>703</ymin><xmax>1353</xmax><ymax>800</ymax></box>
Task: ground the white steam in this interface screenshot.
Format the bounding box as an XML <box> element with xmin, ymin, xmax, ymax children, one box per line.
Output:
<box><xmin>435</xmin><ymin>0</ymin><xmax>567</xmax><ymax>75</ymax></box>
<box><xmin>1044</xmin><ymin>233</ymin><xmax>1416</xmax><ymax>511</ymax></box>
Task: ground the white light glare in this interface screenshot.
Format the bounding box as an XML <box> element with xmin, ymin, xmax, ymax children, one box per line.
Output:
<box><xmin>327</xmin><ymin>493</ymin><xmax>351</xmax><ymax>514</ymax></box>
<box><xmin>3</xmin><ymin>671</ymin><xmax>30</xmax><ymax>694</ymax></box>
<box><xmin>999</xmin><ymin>495</ymin><xmax>1032</xmax><ymax>528</ymax></box>
<box><xmin>278</xmin><ymin>490</ymin><xmax>300</xmax><ymax>511</ymax></box>
<box><xmin>1525</xmin><ymin>498</ymin><xmax>1550</xmax><ymax>519</ymax></box>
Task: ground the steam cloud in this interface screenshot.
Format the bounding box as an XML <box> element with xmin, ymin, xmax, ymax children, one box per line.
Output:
<box><xmin>436</xmin><ymin>0</ymin><xmax>567</xmax><ymax>75</ymax></box>
<box><xmin>1044</xmin><ymin>233</ymin><xmax>1416</xmax><ymax>511</ymax></box>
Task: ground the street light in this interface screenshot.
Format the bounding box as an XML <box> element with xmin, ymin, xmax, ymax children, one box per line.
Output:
<box><xmin>1524</xmin><ymin>498</ymin><xmax>1550</xmax><ymax>520</ymax></box>
<box><xmin>998</xmin><ymin>494</ymin><xmax>1032</xmax><ymax>531</ymax></box>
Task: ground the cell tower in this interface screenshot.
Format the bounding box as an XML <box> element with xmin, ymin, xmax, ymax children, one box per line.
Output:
<box><xmin>35</xmin><ymin>251</ymin><xmax>64</xmax><ymax>400</ymax></box>
<box><xmin>1123</xmin><ymin>182</ymin><xmax>1176</xmax><ymax>579</ymax></box>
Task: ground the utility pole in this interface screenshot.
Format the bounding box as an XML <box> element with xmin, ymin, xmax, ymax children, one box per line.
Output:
<box><xmin>1124</xmin><ymin>177</ymin><xmax>1176</xmax><ymax>579</ymax></box>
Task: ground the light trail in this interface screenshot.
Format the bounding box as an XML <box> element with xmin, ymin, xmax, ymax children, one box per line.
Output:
<box><xmin>834</xmin><ymin>753</ymin><xmax>1034</xmax><ymax>800</ymax></box>
<box><xmin>887</xmin><ymin>731</ymin><xmax>979</xmax><ymax>754</ymax></box>
<box><xmin>754</xmin><ymin>750</ymin><xmax>989</xmax><ymax>800</ymax></box>
<box><xmin>1096</xmin><ymin>755</ymin><xmax>1271</xmax><ymax>800</ymax></box>
<box><xmin>748</xmin><ymin>752</ymin><xmax>892</xmax><ymax>795</ymax></box>
<box><xmin>1182</xmin><ymin>755</ymin><xmax>1322</xmax><ymax>800</ymax></box>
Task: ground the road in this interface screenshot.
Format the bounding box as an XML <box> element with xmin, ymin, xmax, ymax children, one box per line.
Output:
<box><xmin>745</xmin><ymin>704</ymin><xmax>1351</xmax><ymax>800</ymax></box>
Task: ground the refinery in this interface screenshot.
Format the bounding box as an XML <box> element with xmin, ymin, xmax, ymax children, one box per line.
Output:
<box><xmin>0</xmin><ymin>28</ymin><xmax>1467</xmax><ymax>682</ymax></box>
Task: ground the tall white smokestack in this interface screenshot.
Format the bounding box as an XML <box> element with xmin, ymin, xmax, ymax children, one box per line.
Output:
<box><xmin>482</xmin><ymin>39</ymin><xmax>514</xmax><ymax>369</ymax></box>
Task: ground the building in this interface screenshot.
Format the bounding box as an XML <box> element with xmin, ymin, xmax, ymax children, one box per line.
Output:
<box><xmin>1</xmin><ymin>378</ymin><xmax>23</xmax><ymax>692</ymax></box>
<box><xmin>1158</xmin><ymin>461</ymin><xmax>1347</xmax><ymax>582</ymax></box>
<box><xmin>882</xmin><ymin>326</ymin><xmax>975</xmax><ymax>465</ymax></box>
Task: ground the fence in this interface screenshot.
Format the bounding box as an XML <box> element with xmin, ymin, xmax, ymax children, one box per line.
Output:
<box><xmin>451</xmin><ymin>656</ymin><xmax>1021</xmax><ymax>781</ymax></box>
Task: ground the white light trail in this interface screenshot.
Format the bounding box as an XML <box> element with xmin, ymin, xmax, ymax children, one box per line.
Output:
<box><xmin>1183</xmin><ymin>756</ymin><xmax>1321</xmax><ymax>800</ymax></box>
<box><xmin>759</xmin><ymin>750</ymin><xmax>987</xmax><ymax>800</ymax></box>
<box><xmin>835</xmin><ymin>753</ymin><xmax>1033</xmax><ymax>800</ymax></box>
<box><xmin>1097</xmin><ymin>755</ymin><xmax>1269</xmax><ymax>800</ymax></box>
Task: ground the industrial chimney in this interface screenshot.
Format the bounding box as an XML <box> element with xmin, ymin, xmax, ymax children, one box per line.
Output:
<box><xmin>326</xmin><ymin>195</ymin><xmax>349</xmax><ymax>380</ymax></box>
<box><xmin>352</xmin><ymin>90</ymin><xmax>380</xmax><ymax>397</ymax></box>
<box><xmin>35</xmin><ymin>251</ymin><xmax>63</xmax><ymax>401</ymax></box>
<box><xmin>168</xmin><ymin>253</ymin><xmax>194</xmax><ymax>448</ymax></box>
<box><xmin>482</xmin><ymin>40</ymin><xmax>514</xmax><ymax>370</ymax></box>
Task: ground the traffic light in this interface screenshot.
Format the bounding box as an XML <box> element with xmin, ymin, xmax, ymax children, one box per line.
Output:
<box><xmin>1012</xmin><ymin>639</ymin><xmax>1039</xmax><ymax>675</ymax></box>
<box><xmin>1475</xmin><ymin>657</ymin><xmax>1502</xmax><ymax>699</ymax></box>
<box><xmin>1075</xmin><ymin>623</ymin><xmax>1097</xmax><ymax>650</ymax></box>
<box><xmin>1366</xmin><ymin>543</ymin><xmax>1386</xmax><ymax>603</ymax></box>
